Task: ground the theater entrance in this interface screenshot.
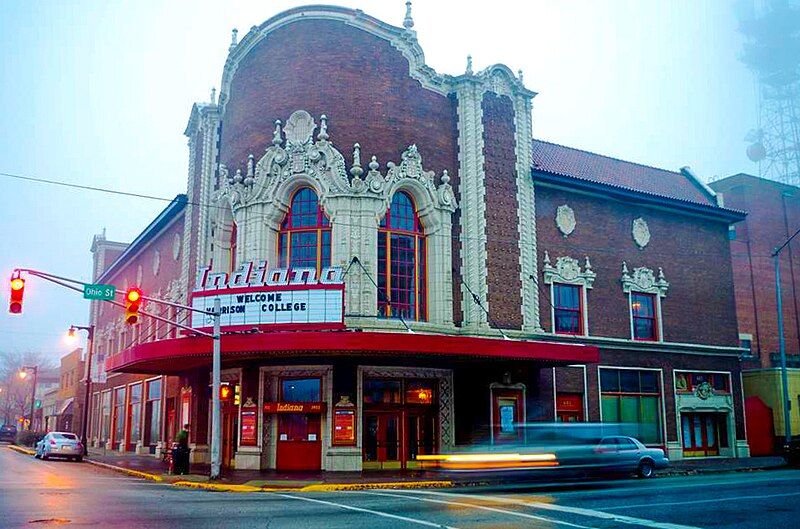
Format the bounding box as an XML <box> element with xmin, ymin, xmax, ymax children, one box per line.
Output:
<box><xmin>362</xmin><ymin>378</ymin><xmax>437</xmax><ymax>470</ymax></box>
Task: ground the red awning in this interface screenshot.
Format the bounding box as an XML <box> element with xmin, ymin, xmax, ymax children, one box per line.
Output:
<box><xmin>105</xmin><ymin>330</ymin><xmax>599</xmax><ymax>374</ymax></box>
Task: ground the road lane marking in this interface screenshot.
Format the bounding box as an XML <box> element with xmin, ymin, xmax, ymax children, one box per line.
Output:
<box><xmin>274</xmin><ymin>493</ymin><xmax>462</xmax><ymax>528</ymax></box>
<box><xmin>400</xmin><ymin>490</ymin><xmax>702</xmax><ymax>529</ymax></box>
<box><xmin>602</xmin><ymin>491</ymin><xmax>800</xmax><ymax>510</ymax></box>
<box><xmin>355</xmin><ymin>490</ymin><xmax>597</xmax><ymax>529</ymax></box>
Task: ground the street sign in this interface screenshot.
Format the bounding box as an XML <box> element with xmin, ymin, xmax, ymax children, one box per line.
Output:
<box><xmin>83</xmin><ymin>283</ymin><xmax>116</xmax><ymax>300</ymax></box>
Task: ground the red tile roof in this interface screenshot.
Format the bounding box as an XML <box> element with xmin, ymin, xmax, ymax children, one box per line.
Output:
<box><xmin>531</xmin><ymin>140</ymin><xmax>716</xmax><ymax>206</ymax></box>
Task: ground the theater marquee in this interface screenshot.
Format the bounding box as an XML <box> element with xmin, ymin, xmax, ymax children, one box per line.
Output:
<box><xmin>190</xmin><ymin>260</ymin><xmax>344</xmax><ymax>331</ymax></box>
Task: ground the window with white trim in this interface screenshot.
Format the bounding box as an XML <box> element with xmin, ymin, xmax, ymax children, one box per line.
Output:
<box><xmin>621</xmin><ymin>262</ymin><xmax>669</xmax><ymax>342</ymax></box>
<box><xmin>542</xmin><ymin>252</ymin><xmax>595</xmax><ymax>336</ymax></box>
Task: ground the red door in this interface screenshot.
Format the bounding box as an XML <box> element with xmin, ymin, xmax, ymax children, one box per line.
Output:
<box><xmin>276</xmin><ymin>413</ymin><xmax>321</xmax><ymax>471</ymax></box>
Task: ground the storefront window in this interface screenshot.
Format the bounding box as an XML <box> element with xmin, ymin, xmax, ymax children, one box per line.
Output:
<box><xmin>129</xmin><ymin>383</ymin><xmax>142</xmax><ymax>445</ymax></box>
<box><xmin>281</xmin><ymin>378</ymin><xmax>321</xmax><ymax>402</ymax></box>
<box><xmin>676</xmin><ymin>372</ymin><xmax>730</xmax><ymax>393</ymax></box>
<box><xmin>405</xmin><ymin>381</ymin><xmax>434</xmax><ymax>405</ymax></box>
<box><xmin>278</xmin><ymin>187</ymin><xmax>331</xmax><ymax>274</ymax></box>
<box><xmin>145</xmin><ymin>379</ymin><xmax>162</xmax><ymax>446</ymax></box>
<box><xmin>600</xmin><ymin>368</ymin><xmax>662</xmax><ymax>444</ymax></box>
<box><xmin>363</xmin><ymin>379</ymin><xmax>401</xmax><ymax>404</ymax></box>
<box><xmin>113</xmin><ymin>387</ymin><xmax>126</xmax><ymax>447</ymax></box>
<box><xmin>101</xmin><ymin>391</ymin><xmax>111</xmax><ymax>441</ymax></box>
<box><xmin>378</xmin><ymin>191</ymin><xmax>427</xmax><ymax>321</ymax></box>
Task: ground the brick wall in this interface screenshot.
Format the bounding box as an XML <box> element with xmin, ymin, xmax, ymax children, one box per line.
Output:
<box><xmin>218</xmin><ymin>17</ymin><xmax>461</xmax><ymax>323</ymax></box>
<box><xmin>482</xmin><ymin>93</ymin><xmax>523</xmax><ymax>329</ymax></box>
<box><xmin>536</xmin><ymin>185</ymin><xmax>740</xmax><ymax>346</ymax></box>
<box><xmin>710</xmin><ymin>175</ymin><xmax>800</xmax><ymax>366</ymax></box>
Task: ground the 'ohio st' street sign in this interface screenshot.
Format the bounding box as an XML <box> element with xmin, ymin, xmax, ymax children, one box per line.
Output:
<box><xmin>83</xmin><ymin>283</ymin><xmax>116</xmax><ymax>301</ymax></box>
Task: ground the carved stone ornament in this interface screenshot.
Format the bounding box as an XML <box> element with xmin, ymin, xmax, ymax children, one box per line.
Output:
<box><xmin>152</xmin><ymin>250</ymin><xmax>161</xmax><ymax>276</ymax></box>
<box><xmin>542</xmin><ymin>251</ymin><xmax>596</xmax><ymax>289</ymax></box>
<box><xmin>621</xmin><ymin>262</ymin><xmax>669</xmax><ymax>297</ymax></box>
<box><xmin>632</xmin><ymin>217</ymin><xmax>651</xmax><ymax>249</ymax></box>
<box><xmin>694</xmin><ymin>381</ymin><xmax>714</xmax><ymax>400</ymax></box>
<box><xmin>172</xmin><ymin>233</ymin><xmax>181</xmax><ymax>260</ymax></box>
<box><xmin>219</xmin><ymin>110</ymin><xmax>457</xmax><ymax>214</ymax></box>
<box><xmin>555</xmin><ymin>204</ymin><xmax>576</xmax><ymax>238</ymax></box>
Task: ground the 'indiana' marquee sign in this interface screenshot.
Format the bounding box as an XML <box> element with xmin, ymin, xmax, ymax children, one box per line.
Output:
<box><xmin>190</xmin><ymin>260</ymin><xmax>344</xmax><ymax>331</ymax></box>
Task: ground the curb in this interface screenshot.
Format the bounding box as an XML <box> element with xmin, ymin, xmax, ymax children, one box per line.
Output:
<box><xmin>300</xmin><ymin>480</ymin><xmax>453</xmax><ymax>492</ymax></box>
<box><xmin>8</xmin><ymin>445</ymin><xmax>35</xmax><ymax>456</ymax></box>
<box><xmin>84</xmin><ymin>458</ymin><xmax>164</xmax><ymax>482</ymax></box>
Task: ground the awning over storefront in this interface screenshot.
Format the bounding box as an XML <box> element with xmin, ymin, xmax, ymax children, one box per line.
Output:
<box><xmin>58</xmin><ymin>397</ymin><xmax>74</xmax><ymax>416</ymax></box>
<box><xmin>106</xmin><ymin>330</ymin><xmax>599</xmax><ymax>374</ymax></box>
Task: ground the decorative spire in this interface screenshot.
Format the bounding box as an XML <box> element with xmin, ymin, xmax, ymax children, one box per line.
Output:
<box><xmin>272</xmin><ymin>119</ymin><xmax>283</xmax><ymax>146</ymax></box>
<box><xmin>518</xmin><ymin>69</ymin><xmax>524</xmax><ymax>83</ymax></box>
<box><xmin>466</xmin><ymin>55</ymin><xmax>473</xmax><ymax>75</ymax></box>
<box><xmin>210</xmin><ymin>87</ymin><xmax>217</xmax><ymax>105</ymax></box>
<box><xmin>317</xmin><ymin>114</ymin><xmax>329</xmax><ymax>141</ymax></box>
<box><xmin>246</xmin><ymin>154</ymin><xmax>254</xmax><ymax>177</ymax></box>
<box><xmin>622</xmin><ymin>261</ymin><xmax>629</xmax><ymax>275</ymax></box>
<box><xmin>229</xmin><ymin>28</ymin><xmax>238</xmax><ymax>51</ymax></box>
<box><xmin>544</xmin><ymin>250</ymin><xmax>551</xmax><ymax>266</ymax></box>
<box><xmin>369</xmin><ymin>155</ymin><xmax>380</xmax><ymax>172</ymax></box>
<box><xmin>585</xmin><ymin>255</ymin><xmax>592</xmax><ymax>271</ymax></box>
<box><xmin>658</xmin><ymin>267</ymin><xmax>665</xmax><ymax>280</ymax></box>
<box><xmin>350</xmin><ymin>143</ymin><xmax>364</xmax><ymax>178</ymax></box>
<box><xmin>403</xmin><ymin>1</ymin><xmax>414</xmax><ymax>30</ymax></box>
<box><xmin>233</xmin><ymin>168</ymin><xmax>243</xmax><ymax>184</ymax></box>
<box><xmin>441</xmin><ymin>169</ymin><xmax>450</xmax><ymax>185</ymax></box>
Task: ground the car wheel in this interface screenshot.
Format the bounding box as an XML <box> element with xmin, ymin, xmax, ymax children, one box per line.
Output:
<box><xmin>41</xmin><ymin>453</ymin><xmax>49</xmax><ymax>461</ymax></box>
<box><xmin>75</xmin><ymin>456</ymin><xmax>83</xmax><ymax>462</ymax></box>
<box><xmin>637</xmin><ymin>460</ymin><xmax>655</xmax><ymax>478</ymax></box>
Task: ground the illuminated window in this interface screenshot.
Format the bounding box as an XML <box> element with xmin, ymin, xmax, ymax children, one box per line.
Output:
<box><xmin>631</xmin><ymin>293</ymin><xmax>658</xmax><ymax>341</ymax></box>
<box><xmin>378</xmin><ymin>192</ymin><xmax>427</xmax><ymax>321</ymax></box>
<box><xmin>278</xmin><ymin>187</ymin><xmax>331</xmax><ymax>274</ymax></box>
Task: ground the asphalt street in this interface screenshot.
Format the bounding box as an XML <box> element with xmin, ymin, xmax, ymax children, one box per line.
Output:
<box><xmin>1</xmin><ymin>445</ymin><xmax>798</xmax><ymax>529</ymax></box>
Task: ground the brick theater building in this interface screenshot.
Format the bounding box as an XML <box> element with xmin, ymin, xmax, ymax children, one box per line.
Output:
<box><xmin>88</xmin><ymin>4</ymin><xmax>751</xmax><ymax>470</ymax></box>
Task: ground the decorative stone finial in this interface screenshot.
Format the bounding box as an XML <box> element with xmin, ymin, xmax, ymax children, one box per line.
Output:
<box><xmin>317</xmin><ymin>114</ymin><xmax>329</xmax><ymax>141</ymax></box>
<box><xmin>369</xmin><ymin>155</ymin><xmax>379</xmax><ymax>171</ymax></box>
<box><xmin>518</xmin><ymin>69</ymin><xmax>524</xmax><ymax>82</ymax></box>
<box><xmin>272</xmin><ymin>119</ymin><xmax>283</xmax><ymax>146</ymax></box>
<box><xmin>230</xmin><ymin>28</ymin><xmax>238</xmax><ymax>50</ymax></box>
<box><xmin>466</xmin><ymin>55</ymin><xmax>473</xmax><ymax>75</ymax></box>
<box><xmin>403</xmin><ymin>1</ymin><xmax>414</xmax><ymax>30</ymax></box>
<box><xmin>544</xmin><ymin>250</ymin><xmax>551</xmax><ymax>266</ymax></box>
<box><xmin>233</xmin><ymin>168</ymin><xmax>243</xmax><ymax>184</ymax></box>
<box><xmin>350</xmin><ymin>143</ymin><xmax>364</xmax><ymax>178</ymax></box>
<box><xmin>622</xmin><ymin>261</ymin><xmax>629</xmax><ymax>275</ymax></box>
<box><xmin>585</xmin><ymin>255</ymin><xmax>592</xmax><ymax>271</ymax></box>
<box><xmin>210</xmin><ymin>87</ymin><xmax>217</xmax><ymax>105</ymax></box>
<box><xmin>441</xmin><ymin>169</ymin><xmax>450</xmax><ymax>185</ymax></box>
<box><xmin>247</xmin><ymin>154</ymin><xmax>254</xmax><ymax>177</ymax></box>
<box><xmin>658</xmin><ymin>267</ymin><xmax>665</xmax><ymax>280</ymax></box>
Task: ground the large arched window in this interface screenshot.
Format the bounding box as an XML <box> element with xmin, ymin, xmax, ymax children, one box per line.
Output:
<box><xmin>378</xmin><ymin>191</ymin><xmax>426</xmax><ymax>321</ymax></box>
<box><xmin>278</xmin><ymin>187</ymin><xmax>331</xmax><ymax>273</ymax></box>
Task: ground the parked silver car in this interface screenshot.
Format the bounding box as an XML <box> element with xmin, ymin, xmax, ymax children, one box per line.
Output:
<box><xmin>34</xmin><ymin>432</ymin><xmax>83</xmax><ymax>462</ymax></box>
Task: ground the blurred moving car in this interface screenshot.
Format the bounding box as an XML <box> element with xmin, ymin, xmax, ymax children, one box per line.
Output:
<box><xmin>34</xmin><ymin>432</ymin><xmax>83</xmax><ymax>461</ymax></box>
<box><xmin>0</xmin><ymin>424</ymin><xmax>17</xmax><ymax>442</ymax></box>
<box><xmin>420</xmin><ymin>423</ymin><xmax>669</xmax><ymax>479</ymax></box>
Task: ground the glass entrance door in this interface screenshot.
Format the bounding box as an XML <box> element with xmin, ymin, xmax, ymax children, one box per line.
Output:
<box><xmin>364</xmin><ymin>412</ymin><xmax>401</xmax><ymax>469</ymax></box>
<box><xmin>682</xmin><ymin>413</ymin><xmax>728</xmax><ymax>457</ymax></box>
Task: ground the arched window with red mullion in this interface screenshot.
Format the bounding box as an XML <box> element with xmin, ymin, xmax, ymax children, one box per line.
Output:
<box><xmin>378</xmin><ymin>191</ymin><xmax>427</xmax><ymax>321</ymax></box>
<box><xmin>278</xmin><ymin>187</ymin><xmax>331</xmax><ymax>274</ymax></box>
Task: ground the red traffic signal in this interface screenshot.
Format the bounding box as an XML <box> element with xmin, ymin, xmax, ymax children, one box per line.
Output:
<box><xmin>9</xmin><ymin>273</ymin><xmax>25</xmax><ymax>314</ymax></box>
<box><xmin>124</xmin><ymin>287</ymin><xmax>142</xmax><ymax>324</ymax></box>
<box><xmin>220</xmin><ymin>384</ymin><xmax>233</xmax><ymax>401</ymax></box>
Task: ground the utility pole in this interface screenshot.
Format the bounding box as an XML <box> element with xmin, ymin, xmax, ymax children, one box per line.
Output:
<box><xmin>69</xmin><ymin>324</ymin><xmax>95</xmax><ymax>455</ymax></box>
<box><xmin>773</xmin><ymin>226</ymin><xmax>800</xmax><ymax>450</ymax></box>
<box><xmin>210</xmin><ymin>298</ymin><xmax>221</xmax><ymax>480</ymax></box>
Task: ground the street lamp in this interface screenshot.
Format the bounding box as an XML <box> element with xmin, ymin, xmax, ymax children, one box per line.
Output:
<box><xmin>773</xmin><ymin>225</ymin><xmax>800</xmax><ymax>451</ymax></box>
<box><xmin>68</xmin><ymin>324</ymin><xmax>95</xmax><ymax>456</ymax></box>
<box><xmin>18</xmin><ymin>365</ymin><xmax>38</xmax><ymax>431</ymax></box>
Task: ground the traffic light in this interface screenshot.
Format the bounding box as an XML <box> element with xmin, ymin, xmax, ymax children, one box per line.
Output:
<box><xmin>9</xmin><ymin>273</ymin><xmax>24</xmax><ymax>314</ymax></box>
<box><xmin>220</xmin><ymin>383</ymin><xmax>233</xmax><ymax>401</ymax></box>
<box><xmin>34</xmin><ymin>399</ymin><xmax>42</xmax><ymax>409</ymax></box>
<box><xmin>124</xmin><ymin>287</ymin><xmax>142</xmax><ymax>324</ymax></box>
